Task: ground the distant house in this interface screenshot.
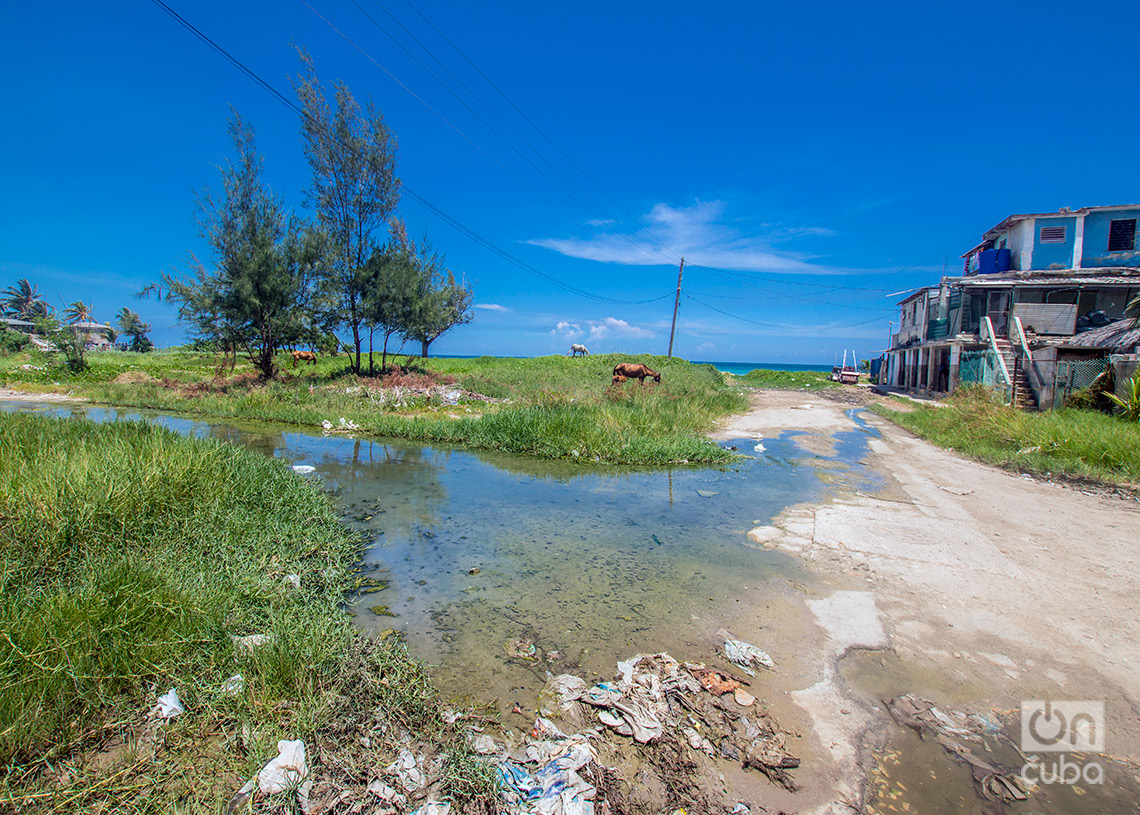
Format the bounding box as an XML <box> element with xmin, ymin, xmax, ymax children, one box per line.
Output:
<box><xmin>884</xmin><ymin>205</ymin><xmax>1140</xmax><ymax>409</ymax></box>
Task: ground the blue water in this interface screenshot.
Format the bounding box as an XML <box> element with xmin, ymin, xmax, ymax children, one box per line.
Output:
<box><xmin>692</xmin><ymin>360</ymin><xmax>830</xmax><ymax>376</ymax></box>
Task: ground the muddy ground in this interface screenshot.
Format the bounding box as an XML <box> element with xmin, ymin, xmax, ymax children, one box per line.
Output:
<box><xmin>709</xmin><ymin>387</ymin><xmax>1140</xmax><ymax>814</ymax></box>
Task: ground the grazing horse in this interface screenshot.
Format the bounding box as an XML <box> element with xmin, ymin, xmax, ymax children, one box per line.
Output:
<box><xmin>569</xmin><ymin>343</ymin><xmax>589</xmax><ymax>357</ymax></box>
<box><xmin>291</xmin><ymin>350</ymin><xmax>318</xmax><ymax>368</ymax></box>
<box><xmin>612</xmin><ymin>362</ymin><xmax>661</xmax><ymax>383</ymax></box>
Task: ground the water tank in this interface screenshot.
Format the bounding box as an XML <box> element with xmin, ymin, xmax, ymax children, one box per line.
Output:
<box><xmin>978</xmin><ymin>249</ymin><xmax>999</xmax><ymax>274</ymax></box>
<box><xmin>995</xmin><ymin>248</ymin><xmax>1012</xmax><ymax>271</ymax></box>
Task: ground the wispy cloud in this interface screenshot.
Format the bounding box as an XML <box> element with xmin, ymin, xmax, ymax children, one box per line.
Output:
<box><xmin>529</xmin><ymin>200</ymin><xmax>840</xmax><ymax>274</ymax></box>
<box><xmin>474</xmin><ymin>303</ymin><xmax>511</xmax><ymax>312</ymax></box>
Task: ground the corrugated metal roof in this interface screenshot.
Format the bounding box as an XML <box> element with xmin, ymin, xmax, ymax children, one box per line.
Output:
<box><xmin>1066</xmin><ymin>320</ymin><xmax>1140</xmax><ymax>351</ymax></box>
<box><xmin>951</xmin><ymin>268</ymin><xmax>1140</xmax><ymax>288</ymax></box>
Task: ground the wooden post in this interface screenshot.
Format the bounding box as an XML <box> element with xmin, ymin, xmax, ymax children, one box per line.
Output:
<box><xmin>667</xmin><ymin>257</ymin><xmax>685</xmax><ymax>359</ymax></box>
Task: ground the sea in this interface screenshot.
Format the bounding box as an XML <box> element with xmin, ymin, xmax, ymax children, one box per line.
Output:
<box><xmin>434</xmin><ymin>354</ymin><xmax>828</xmax><ymax>376</ymax></box>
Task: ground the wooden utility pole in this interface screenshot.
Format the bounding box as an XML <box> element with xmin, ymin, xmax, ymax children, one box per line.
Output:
<box><xmin>667</xmin><ymin>257</ymin><xmax>684</xmax><ymax>359</ymax></box>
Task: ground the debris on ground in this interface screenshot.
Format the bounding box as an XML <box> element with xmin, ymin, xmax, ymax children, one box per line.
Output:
<box><xmin>229</xmin><ymin>739</ymin><xmax>312</xmax><ymax>813</ymax></box>
<box><xmin>292</xmin><ymin>464</ymin><xmax>317</xmax><ymax>475</ymax></box>
<box><xmin>153</xmin><ymin>687</ymin><xmax>184</xmax><ymax>719</ymax></box>
<box><xmin>885</xmin><ymin>694</ymin><xmax>1029</xmax><ymax>803</ymax></box>
<box><xmin>718</xmin><ymin>630</ymin><xmax>776</xmax><ymax>674</ymax></box>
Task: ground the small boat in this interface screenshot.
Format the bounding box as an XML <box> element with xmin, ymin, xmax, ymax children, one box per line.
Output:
<box><xmin>833</xmin><ymin>349</ymin><xmax>860</xmax><ymax>384</ymax></box>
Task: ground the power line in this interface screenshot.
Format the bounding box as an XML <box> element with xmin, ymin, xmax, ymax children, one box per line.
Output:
<box><xmin>397</xmin><ymin>0</ymin><xmax>675</xmax><ymax>257</ymax></box>
<box><xmin>147</xmin><ymin>0</ymin><xmax>671</xmax><ymax>306</ymax></box>
<box><xmin>316</xmin><ymin>0</ymin><xmax>674</xmax><ymax>266</ymax></box>
<box><xmin>684</xmin><ymin>293</ymin><xmax>888</xmax><ymax>330</ymax></box>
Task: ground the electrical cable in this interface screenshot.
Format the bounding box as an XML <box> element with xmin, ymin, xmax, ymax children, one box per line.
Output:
<box><xmin>147</xmin><ymin>0</ymin><xmax>673</xmax><ymax>306</ymax></box>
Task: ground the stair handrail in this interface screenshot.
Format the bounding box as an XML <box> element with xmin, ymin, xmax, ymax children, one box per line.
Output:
<box><xmin>1012</xmin><ymin>315</ymin><xmax>1045</xmax><ymax>407</ymax></box>
<box><xmin>983</xmin><ymin>316</ymin><xmax>1012</xmax><ymax>388</ymax></box>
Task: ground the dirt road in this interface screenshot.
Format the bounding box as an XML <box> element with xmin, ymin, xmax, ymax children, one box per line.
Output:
<box><xmin>711</xmin><ymin>388</ymin><xmax>1140</xmax><ymax>814</ymax></box>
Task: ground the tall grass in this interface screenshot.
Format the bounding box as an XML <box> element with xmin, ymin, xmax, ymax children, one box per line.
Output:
<box><xmin>737</xmin><ymin>368</ymin><xmax>840</xmax><ymax>390</ymax></box>
<box><xmin>5</xmin><ymin>351</ymin><xmax>747</xmax><ymax>465</ymax></box>
<box><xmin>872</xmin><ymin>386</ymin><xmax>1140</xmax><ymax>486</ymax></box>
<box><xmin>0</xmin><ymin>413</ymin><xmax>496</xmax><ymax>812</ymax></box>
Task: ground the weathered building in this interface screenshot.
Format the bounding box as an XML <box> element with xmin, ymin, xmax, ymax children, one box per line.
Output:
<box><xmin>885</xmin><ymin>205</ymin><xmax>1140</xmax><ymax>408</ymax></box>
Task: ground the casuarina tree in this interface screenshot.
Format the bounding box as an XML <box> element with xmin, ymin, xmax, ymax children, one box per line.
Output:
<box><xmin>159</xmin><ymin>110</ymin><xmax>317</xmax><ymax>378</ymax></box>
<box><xmin>294</xmin><ymin>50</ymin><xmax>400</xmax><ymax>374</ymax></box>
<box><xmin>116</xmin><ymin>308</ymin><xmax>153</xmax><ymax>353</ymax></box>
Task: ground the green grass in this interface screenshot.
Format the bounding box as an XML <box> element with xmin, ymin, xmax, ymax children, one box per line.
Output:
<box><xmin>871</xmin><ymin>386</ymin><xmax>1140</xmax><ymax>487</ymax></box>
<box><xmin>0</xmin><ymin>412</ymin><xmax>497</xmax><ymax>813</ymax></box>
<box><xmin>736</xmin><ymin>368</ymin><xmax>840</xmax><ymax>390</ymax></box>
<box><xmin>1</xmin><ymin>350</ymin><xmax>746</xmax><ymax>465</ymax></box>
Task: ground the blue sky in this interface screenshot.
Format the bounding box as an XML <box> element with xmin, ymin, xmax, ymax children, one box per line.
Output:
<box><xmin>4</xmin><ymin>0</ymin><xmax>1140</xmax><ymax>364</ymax></box>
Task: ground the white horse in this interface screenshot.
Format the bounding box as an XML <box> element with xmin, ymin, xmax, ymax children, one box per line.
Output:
<box><xmin>569</xmin><ymin>343</ymin><xmax>589</xmax><ymax>357</ymax></box>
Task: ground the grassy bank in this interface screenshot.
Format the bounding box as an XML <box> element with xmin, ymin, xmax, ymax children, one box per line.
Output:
<box><xmin>872</xmin><ymin>386</ymin><xmax>1140</xmax><ymax>487</ymax></box>
<box><xmin>0</xmin><ymin>412</ymin><xmax>496</xmax><ymax>813</ymax></box>
<box><xmin>1</xmin><ymin>350</ymin><xmax>745</xmax><ymax>465</ymax></box>
<box><xmin>736</xmin><ymin>368</ymin><xmax>840</xmax><ymax>390</ymax></box>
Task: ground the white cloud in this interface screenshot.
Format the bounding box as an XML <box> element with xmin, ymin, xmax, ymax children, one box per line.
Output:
<box><xmin>529</xmin><ymin>200</ymin><xmax>840</xmax><ymax>274</ymax></box>
<box><xmin>696</xmin><ymin>341</ymin><xmax>715</xmax><ymax>353</ymax></box>
<box><xmin>549</xmin><ymin>317</ymin><xmax>655</xmax><ymax>342</ymax></box>
<box><xmin>550</xmin><ymin>320</ymin><xmax>583</xmax><ymax>338</ymax></box>
<box><xmin>587</xmin><ymin>317</ymin><xmax>654</xmax><ymax>340</ymax></box>
<box><xmin>474</xmin><ymin>303</ymin><xmax>510</xmax><ymax>312</ymax></box>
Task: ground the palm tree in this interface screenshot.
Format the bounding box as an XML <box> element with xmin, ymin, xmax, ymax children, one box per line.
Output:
<box><xmin>1127</xmin><ymin>292</ymin><xmax>1140</xmax><ymax>325</ymax></box>
<box><xmin>63</xmin><ymin>301</ymin><xmax>95</xmax><ymax>324</ymax></box>
<box><xmin>2</xmin><ymin>278</ymin><xmax>52</xmax><ymax>320</ymax></box>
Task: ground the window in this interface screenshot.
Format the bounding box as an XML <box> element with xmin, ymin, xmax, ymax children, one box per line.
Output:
<box><xmin>1108</xmin><ymin>219</ymin><xmax>1136</xmax><ymax>252</ymax></box>
<box><xmin>1040</xmin><ymin>225</ymin><xmax>1067</xmax><ymax>243</ymax></box>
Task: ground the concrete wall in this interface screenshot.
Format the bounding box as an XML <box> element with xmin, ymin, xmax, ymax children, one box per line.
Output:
<box><xmin>1080</xmin><ymin>209</ymin><xmax>1140</xmax><ymax>268</ymax></box>
<box><xmin>1029</xmin><ymin>215</ymin><xmax>1076</xmax><ymax>270</ymax></box>
<box><xmin>1007</xmin><ymin>219</ymin><xmax>1035</xmax><ymax>270</ymax></box>
<box><xmin>1112</xmin><ymin>354</ymin><xmax>1139</xmax><ymax>401</ymax></box>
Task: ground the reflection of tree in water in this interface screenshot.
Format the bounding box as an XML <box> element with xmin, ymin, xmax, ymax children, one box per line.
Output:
<box><xmin>205</xmin><ymin>425</ymin><xmax>289</xmax><ymax>459</ymax></box>
<box><xmin>324</xmin><ymin>438</ymin><xmax>448</xmax><ymax>538</ymax></box>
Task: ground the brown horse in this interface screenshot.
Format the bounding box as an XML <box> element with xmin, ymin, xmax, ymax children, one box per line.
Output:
<box><xmin>612</xmin><ymin>362</ymin><xmax>660</xmax><ymax>383</ymax></box>
<box><xmin>291</xmin><ymin>350</ymin><xmax>318</xmax><ymax>368</ymax></box>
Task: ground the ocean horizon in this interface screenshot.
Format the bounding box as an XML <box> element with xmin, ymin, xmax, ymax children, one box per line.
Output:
<box><xmin>432</xmin><ymin>354</ymin><xmax>828</xmax><ymax>375</ymax></box>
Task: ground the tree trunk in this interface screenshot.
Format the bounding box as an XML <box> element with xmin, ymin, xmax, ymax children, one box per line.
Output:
<box><xmin>368</xmin><ymin>326</ymin><xmax>375</xmax><ymax>376</ymax></box>
<box><xmin>421</xmin><ymin>338</ymin><xmax>430</xmax><ymax>358</ymax></box>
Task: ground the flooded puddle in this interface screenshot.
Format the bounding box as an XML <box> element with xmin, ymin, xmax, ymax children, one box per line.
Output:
<box><xmin>20</xmin><ymin>400</ymin><xmax>1137</xmax><ymax>811</ymax></box>
<box><xmin>4</xmin><ymin>400</ymin><xmax>878</xmax><ymax>704</ymax></box>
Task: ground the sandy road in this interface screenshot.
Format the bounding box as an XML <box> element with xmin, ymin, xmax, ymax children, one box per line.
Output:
<box><xmin>711</xmin><ymin>388</ymin><xmax>1140</xmax><ymax>814</ymax></box>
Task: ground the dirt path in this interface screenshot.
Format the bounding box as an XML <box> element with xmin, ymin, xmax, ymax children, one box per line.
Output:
<box><xmin>711</xmin><ymin>388</ymin><xmax>1140</xmax><ymax>814</ymax></box>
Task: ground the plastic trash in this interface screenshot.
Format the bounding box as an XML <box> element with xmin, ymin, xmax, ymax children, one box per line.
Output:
<box><xmin>733</xmin><ymin>688</ymin><xmax>756</xmax><ymax>707</ymax></box>
<box><xmin>366</xmin><ymin>778</ymin><xmax>407</xmax><ymax>807</ymax></box>
<box><xmin>154</xmin><ymin>687</ymin><xmax>184</xmax><ymax>719</ymax></box>
<box><xmin>695</xmin><ymin>489</ymin><xmax>718</xmax><ymax>498</ymax></box>
<box><xmin>471</xmin><ymin>733</ymin><xmax>500</xmax><ymax>754</ymax></box>
<box><xmin>282</xmin><ymin>573</ymin><xmax>301</xmax><ymax>591</ymax></box>
<box><xmin>410</xmin><ymin>803</ymin><xmax>451</xmax><ymax>815</ymax></box>
<box><xmin>321</xmin><ymin>420</ymin><xmax>333</xmax><ymax>430</ymax></box>
<box><xmin>538</xmin><ymin>674</ymin><xmax>587</xmax><ymax>716</ymax></box>
<box><xmin>386</xmin><ymin>748</ymin><xmax>426</xmax><ymax>792</ymax></box>
<box><xmin>338</xmin><ymin>417</ymin><xmax>360</xmax><ymax>430</ymax></box>
<box><xmin>291</xmin><ymin>464</ymin><xmax>316</xmax><ymax>475</ymax></box>
<box><xmin>722</xmin><ymin>636</ymin><xmax>775</xmax><ymax>675</ymax></box>
<box><xmin>221</xmin><ymin>674</ymin><xmax>244</xmax><ymax>696</ymax></box>
<box><xmin>232</xmin><ymin>633</ymin><xmax>274</xmax><ymax>655</ymax></box>
<box><xmin>259</xmin><ymin>739</ymin><xmax>308</xmax><ymax>793</ymax></box>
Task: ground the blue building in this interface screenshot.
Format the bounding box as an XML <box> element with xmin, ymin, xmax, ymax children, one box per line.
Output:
<box><xmin>885</xmin><ymin>205</ymin><xmax>1140</xmax><ymax>409</ymax></box>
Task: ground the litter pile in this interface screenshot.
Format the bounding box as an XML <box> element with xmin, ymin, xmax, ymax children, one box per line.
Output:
<box><xmin>885</xmin><ymin>694</ymin><xmax>1029</xmax><ymax>804</ymax></box>
<box><xmin>482</xmin><ymin>645</ymin><xmax>797</xmax><ymax>814</ymax></box>
<box><xmin>218</xmin><ymin>638</ymin><xmax>794</xmax><ymax>814</ymax></box>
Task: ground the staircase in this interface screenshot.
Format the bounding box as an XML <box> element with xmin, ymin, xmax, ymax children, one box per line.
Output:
<box><xmin>993</xmin><ymin>338</ymin><xmax>1039</xmax><ymax>410</ymax></box>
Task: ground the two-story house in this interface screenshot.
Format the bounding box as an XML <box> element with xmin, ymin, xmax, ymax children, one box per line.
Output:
<box><xmin>884</xmin><ymin>205</ymin><xmax>1140</xmax><ymax>408</ymax></box>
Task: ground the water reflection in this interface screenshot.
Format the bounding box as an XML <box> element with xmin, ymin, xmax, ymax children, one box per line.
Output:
<box><xmin>2</xmin><ymin>401</ymin><xmax>881</xmax><ymax>702</ymax></box>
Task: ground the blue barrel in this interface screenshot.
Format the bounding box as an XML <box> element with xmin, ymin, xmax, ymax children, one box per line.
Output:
<box><xmin>995</xmin><ymin>248</ymin><xmax>1012</xmax><ymax>271</ymax></box>
<box><xmin>978</xmin><ymin>249</ymin><xmax>999</xmax><ymax>274</ymax></box>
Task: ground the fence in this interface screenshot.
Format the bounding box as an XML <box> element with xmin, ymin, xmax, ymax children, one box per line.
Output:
<box><xmin>1052</xmin><ymin>358</ymin><xmax>1110</xmax><ymax>409</ymax></box>
<box><xmin>958</xmin><ymin>349</ymin><xmax>1011</xmax><ymax>402</ymax></box>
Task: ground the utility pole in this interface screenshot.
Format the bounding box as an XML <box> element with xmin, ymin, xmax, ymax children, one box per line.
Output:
<box><xmin>667</xmin><ymin>256</ymin><xmax>685</xmax><ymax>359</ymax></box>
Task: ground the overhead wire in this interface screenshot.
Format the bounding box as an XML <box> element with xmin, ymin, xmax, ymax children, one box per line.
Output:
<box><xmin>147</xmin><ymin>0</ymin><xmax>672</xmax><ymax>306</ymax></box>
<box><xmin>396</xmin><ymin>0</ymin><xmax>676</xmax><ymax>258</ymax></box>
<box><xmin>315</xmin><ymin>0</ymin><xmax>680</xmax><ymax>267</ymax></box>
